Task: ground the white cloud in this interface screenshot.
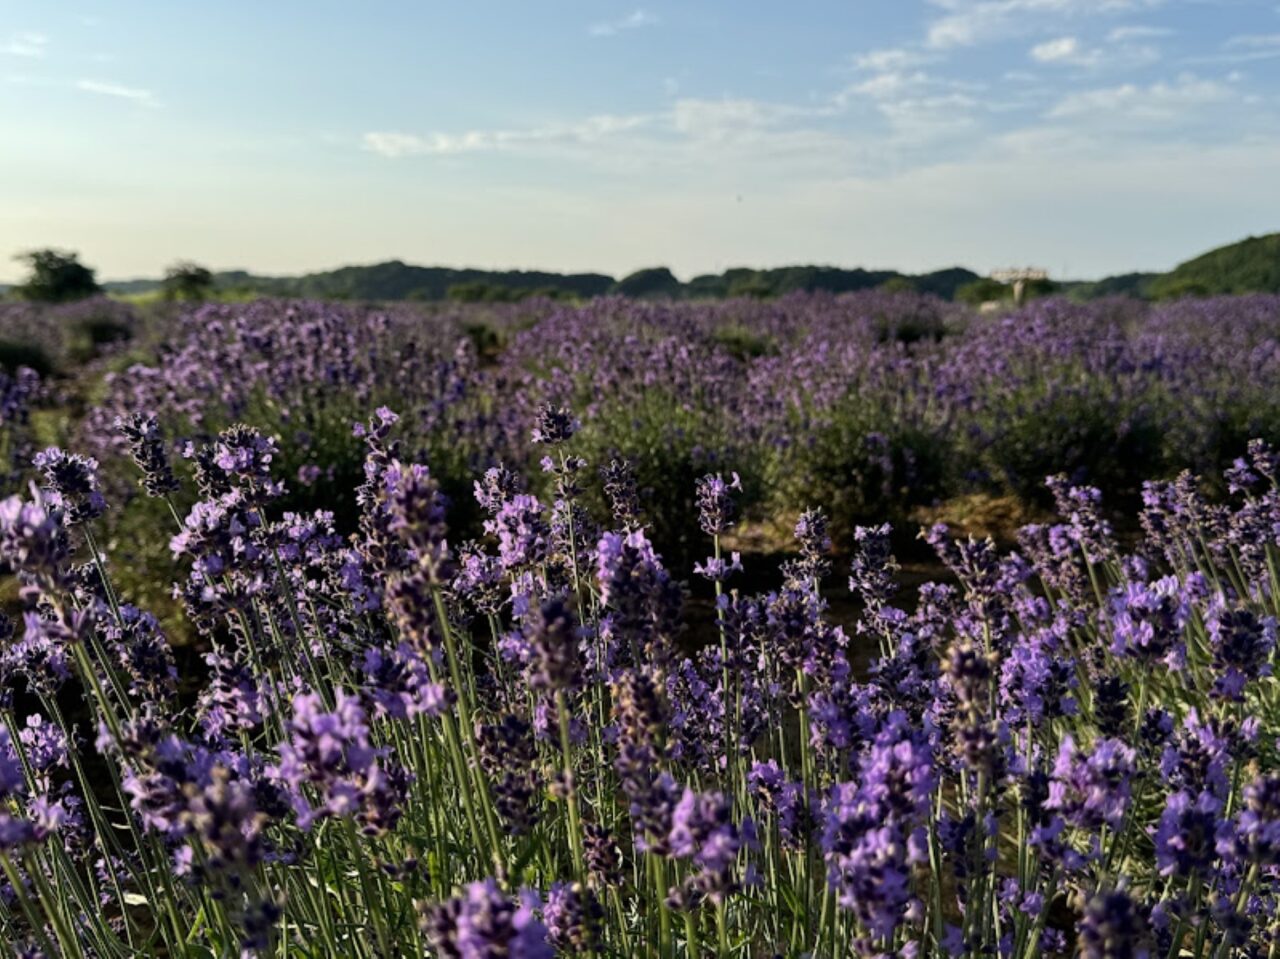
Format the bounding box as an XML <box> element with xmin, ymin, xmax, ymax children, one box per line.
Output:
<box><xmin>1106</xmin><ymin>24</ymin><xmax>1171</xmax><ymax>42</ymax></box>
<box><xmin>1</xmin><ymin>32</ymin><xmax>48</xmax><ymax>57</ymax></box>
<box><xmin>363</xmin><ymin>51</ymin><xmax>1267</xmax><ymax>185</ymax></box>
<box><xmin>1031</xmin><ymin>36</ymin><xmax>1086</xmax><ymax>61</ymax></box>
<box><xmin>363</xmin><ymin>114</ymin><xmax>653</xmax><ymax>157</ymax></box>
<box><xmin>671</xmin><ymin>98</ymin><xmax>771</xmax><ymax>135</ymax></box>
<box><xmin>877</xmin><ymin>93</ymin><xmax>980</xmax><ymax>142</ymax></box>
<box><xmin>850</xmin><ymin>47</ymin><xmax>926</xmax><ymax>72</ymax></box>
<box><xmin>1185</xmin><ymin>33</ymin><xmax>1280</xmax><ymax>65</ymax></box>
<box><xmin>848</xmin><ymin>69</ymin><xmax>933</xmax><ymax>99</ymax></box>
<box><xmin>1047</xmin><ymin>73</ymin><xmax>1234</xmax><ymax>119</ymax></box>
<box><xmin>1225</xmin><ymin>33</ymin><xmax>1280</xmax><ymax>50</ymax></box>
<box><xmin>845</xmin><ymin>48</ymin><xmax>953</xmax><ymax>115</ymax></box>
<box><xmin>1028</xmin><ymin>33</ymin><xmax>1157</xmax><ymax>67</ymax></box>
<box><xmin>588</xmin><ymin>9</ymin><xmax>657</xmax><ymax>37</ymax></box>
<box><xmin>75</xmin><ymin>79</ymin><xmax>158</xmax><ymax>106</ymax></box>
<box><xmin>926</xmin><ymin>0</ymin><xmax>1161</xmax><ymax>49</ymax></box>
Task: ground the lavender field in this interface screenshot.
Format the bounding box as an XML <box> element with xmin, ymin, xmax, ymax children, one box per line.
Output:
<box><xmin>2</xmin><ymin>290</ymin><xmax>1280</xmax><ymax>957</ymax></box>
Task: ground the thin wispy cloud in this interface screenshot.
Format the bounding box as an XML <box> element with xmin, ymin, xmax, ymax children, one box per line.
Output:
<box><xmin>1225</xmin><ymin>33</ymin><xmax>1280</xmax><ymax>50</ymax></box>
<box><xmin>1186</xmin><ymin>33</ymin><xmax>1280</xmax><ymax>65</ymax></box>
<box><xmin>1</xmin><ymin>32</ymin><xmax>48</xmax><ymax>58</ymax></box>
<box><xmin>76</xmin><ymin>79</ymin><xmax>158</xmax><ymax>106</ymax></box>
<box><xmin>589</xmin><ymin>9</ymin><xmax>657</xmax><ymax>37</ymax></box>
<box><xmin>1028</xmin><ymin>32</ymin><xmax>1159</xmax><ymax>68</ymax></box>
<box><xmin>925</xmin><ymin>0</ymin><xmax>1163</xmax><ymax>49</ymax></box>
<box><xmin>1047</xmin><ymin>73</ymin><xmax>1234</xmax><ymax>119</ymax></box>
<box><xmin>362</xmin><ymin>43</ymin><xmax>1268</xmax><ymax>182</ymax></box>
<box><xmin>363</xmin><ymin>114</ymin><xmax>653</xmax><ymax>157</ymax></box>
<box><xmin>1106</xmin><ymin>24</ymin><xmax>1171</xmax><ymax>42</ymax></box>
<box><xmin>850</xmin><ymin>47</ymin><xmax>929</xmax><ymax>72</ymax></box>
<box><xmin>1031</xmin><ymin>36</ymin><xmax>1092</xmax><ymax>63</ymax></box>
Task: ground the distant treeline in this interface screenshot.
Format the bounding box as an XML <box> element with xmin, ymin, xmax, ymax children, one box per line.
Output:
<box><xmin>98</xmin><ymin>261</ymin><xmax>984</xmax><ymax>303</ymax></box>
<box><xmin>12</xmin><ymin>229</ymin><xmax>1276</xmax><ymax>305</ymax></box>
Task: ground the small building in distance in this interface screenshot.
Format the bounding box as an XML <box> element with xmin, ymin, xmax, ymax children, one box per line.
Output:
<box><xmin>989</xmin><ymin>267</ymin><xmax>1050</xmax><ymax>306</ymax></box>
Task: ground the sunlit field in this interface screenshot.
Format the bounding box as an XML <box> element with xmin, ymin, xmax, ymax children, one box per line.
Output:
<box><xmin>0</xmin><ymin>289</ymin><xmax>1278</xmax><ymax>956</ymax></box>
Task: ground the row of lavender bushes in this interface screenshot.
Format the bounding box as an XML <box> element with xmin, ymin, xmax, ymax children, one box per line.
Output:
<box><xmin>0</xmin><ymin>398</ymin><xmax>1278</xmax><ymax>955</ymax></box>
<box><xmin>52</xmin><ymin>292</ymin><xmax>1277</xmax><ymax>563</ymax></box>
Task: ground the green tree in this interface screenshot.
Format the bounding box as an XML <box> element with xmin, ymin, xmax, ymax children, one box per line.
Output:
<box><xmin>1020</xmin><ymin>277</ymin><xmax>1058</xmax><ymax>302</ymax></box>
<box><xmin>162</xmin><ymin>261</ymin><xmax>215</xmax><ymax>301</ymax></box>
<box><xmin>877</xmin><ymin>276</ymin><xmax>915</xmax><ymax>294</ymax></box>
<box><xmin>726</xmin><ymin>273</ymin><xmax>776</xmax><ymax>299</ymax></box>
<box><xmin>446</xmin><ymin>281</ymin><xmax>515</xmax><ymax>303</ymax></box>
<box><xmin>612</xmin><ymin>267</ymin><xmax>682</xmax><ymax>298</ymax></box>
<box><xmin>955</xmin><ymin>278</ymin><xmax>1009</xmax><ymax>307</ymax></box>
<box><xmin>12</xmin><ymin>249</ymin><xmax>101</xmax><ymax>303</ymax></box>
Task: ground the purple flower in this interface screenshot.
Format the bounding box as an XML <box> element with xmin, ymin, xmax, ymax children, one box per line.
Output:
<box><xmin>475</xmin><ymin>714</ymin><xmax>540</xmax><ymax>835</ymax></box>
<box><xmin>486</xmin><ymin>494</ymin><xmax>549</xmax><ymax>571</ymax></box>
<box><xmin>1077</xmin><ymin>889</ymin><xmax>1153</xmax><ymax>959</ymax></box>
<box><xmin>103</xmin><ymin>604</ymin><xmax>178</xmax><ymax>704</ymax></box>
<box><xmin>33</xmin><ymin>447</ymin><xmax>106</xmax><ymax>525</ymax></box>
<box><xmin>1205</xmin><ymin>598</ymin><xmax>1276</xmax><ymax>700</ymax></box>
<box><xmin>451</xmin><ymin>544</ymin><xmax>506</xmax><ymax>616</ymax></box>
<box><xmin>18</xmin><ymin>715</ymin><xmax>67</xmax><ymax>780</ymax></box>
<box><xmin>613</xmin><ymin>669</ymin><xmax>680</xmax><ymax>851</ymax></box>
<box><xmin>1160</xmin><ymin>708</ymin><xmax>1233</xmax><ymax>799</ymax></box>
<box><xmin>0</xmin><ymin>488</ymin><xmax>71</xmax><ymax>591</ymax></box>
<box><xmin>822</xmin><ymin>714</ymin><xmax>933</xmax><ymax>939</ymax></box>
<box><xmin>784</xmin><ymin>507</ymin><xmax>831</xmax><ymax>585</ymax></box>
<box><xmin>359</xmin><ymin>643</ymin><xmax>449</xmax><ymax>720</ymax></box>
<box><xmin>543</xmin><ymin>882</ymin><xmax>601</xmax><ymax>951</ymax></box>
<box><xmin>1047</xmin><ymin>735</ymin><xmax>1137</xmax><ymax>832</ymax></box>
<box><xmin>530</xmin><ymin>403</ymin><xmax>578</xmax><ymax>446</ymax></box>
<box><xmin>849</xmin><ymin>524</ymin><xmax>898</xmax><ymax>608</ymax></box>
<box><xmin>474</xmin><ymin>465</ymin><xmax>523</xmax><ymax>515</ymax></box>
<box><xmin>1</xmin><ymin>611</ymin><xmax>73</xmax><ymax>700</ymax></box>
<box><xmin>666</xmin><ymin>788</ymin><xmax>755</xmax><ymax>908</ymax></box>
<box><xmin>693</xmin><ymin>551</ymin><xmax>743</xmax><ymax>584</ymax></box>
<box><xmin>170</xmin><ymin>489</ymin><xmax>264</xmax><ymax>581</ymax></box>
<box><xmin>1107</xmin><ymin>574</ymin><xmax>1199</xmax><ymax>667</ymax></box>
<box><xmin>748</xmin><ymin>760</ymin><xmax>813</xmax><ymax>849</ymax></box>
<box><xmin>599</xmin><ymin>458</ymin><xmax>642</xmax><ymax>529</ymax></box>
<box><xmin>115</xmin><ymin>413</ymin><xmax>179</xmax><ymax>497</ymax></box>
<box><xmin>1153</xmin><ymin>790</ymin><xmax>1220</xmax><ymax>878</ymax></box>
<box><xmin>695</xmin><ymin>472</ymin><xmax>742</xmax><ymax>538</ymax></box>
<box><xmin>198</xmin><ymin>650</ymin><xmax>269</xmax><ymax>738</ymax></box>
<box><xmin>999</xmin><ymin>627</ymin><xmax>1078</xmax><ymax>725</ymax></box>
<box><xmin>1221</xmin><ymin>774</ymin><xmax>1280</xmax><ymax>866</ymax></box>
<box><xmin>272</xmin><ymin>690</ymin><xmax>409</xmax><ymax>834</ymax></box>
<box><xmin>385</xmin><ymin>460</ymin><xmax>453</xmax><ymax>581</ymax></box>
<box><xmin>1045</xmin><ymin>474</ymin><xmax>1115</xmax><ymax>563</ymax></box>
<box><xmin>182</xmin><ymin>765</ymin><xmax>268</xmax><ymax>877</ymax></box>
<box><xmin>421</xmin><ymin>879</ymin><xmax>552</xmax><ymax>959</ymax></box>
<box><xmin>524</xmin><ymin>596</ymin><xmax>583</xmax><ymax>692</ymax></box>
<box><xmin>184</xmin><ymin>426</ymin><xmax>284</xmax><ymax>502</ymax></box>
<box><xmin>0</xmin><ymin>727</ymin><xmax>27</xmax><ymax>798</ymax></box>
<box><xmin>596</xmin><ymin>530</ymin><xmax>682</xmax><ymax>667</ymax></box>
<box><xmin>209</xmin><ymin>425</ymin><xmax>281</xmax><ymax>497</ymax></box>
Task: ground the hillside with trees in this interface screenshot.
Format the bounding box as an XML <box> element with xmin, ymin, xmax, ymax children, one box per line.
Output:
<box><xmin>1146</xmin><ymin>233</ymin><xmax>1280</xmax><ymax>298</ymax></box>
<box><xmin>9</xmin><ymin>231</ymin><xmax>1277</xmax><ymax>305</ymax></box>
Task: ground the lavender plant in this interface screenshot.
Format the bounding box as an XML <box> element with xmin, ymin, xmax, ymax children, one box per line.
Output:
<box><xmin>79</xmin><ymin>292</ymin><xmax>1280</xmax><ymax>572</ymax></box>
<box><xmin>2</xmin><ymin>396</ymin><xmax>1280</xmax><ymax>957</ymax></box>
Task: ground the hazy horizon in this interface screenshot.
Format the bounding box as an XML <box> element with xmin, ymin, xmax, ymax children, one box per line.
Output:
<box><xmin>4</xmin><ymin>0</ymin><xmax>1280</xmax><ymax>284</ymax></box>
<box><xmin>14</xmin><ymin>244</ymin><xmax>1232</xmax><ymax>288</ymax></box>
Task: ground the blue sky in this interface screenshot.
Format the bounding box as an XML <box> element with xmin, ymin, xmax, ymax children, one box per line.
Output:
<box><xmin>2</xmin><ymin>1</ymin><xmax>1279</xmax><ymax>281</ymax></box>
